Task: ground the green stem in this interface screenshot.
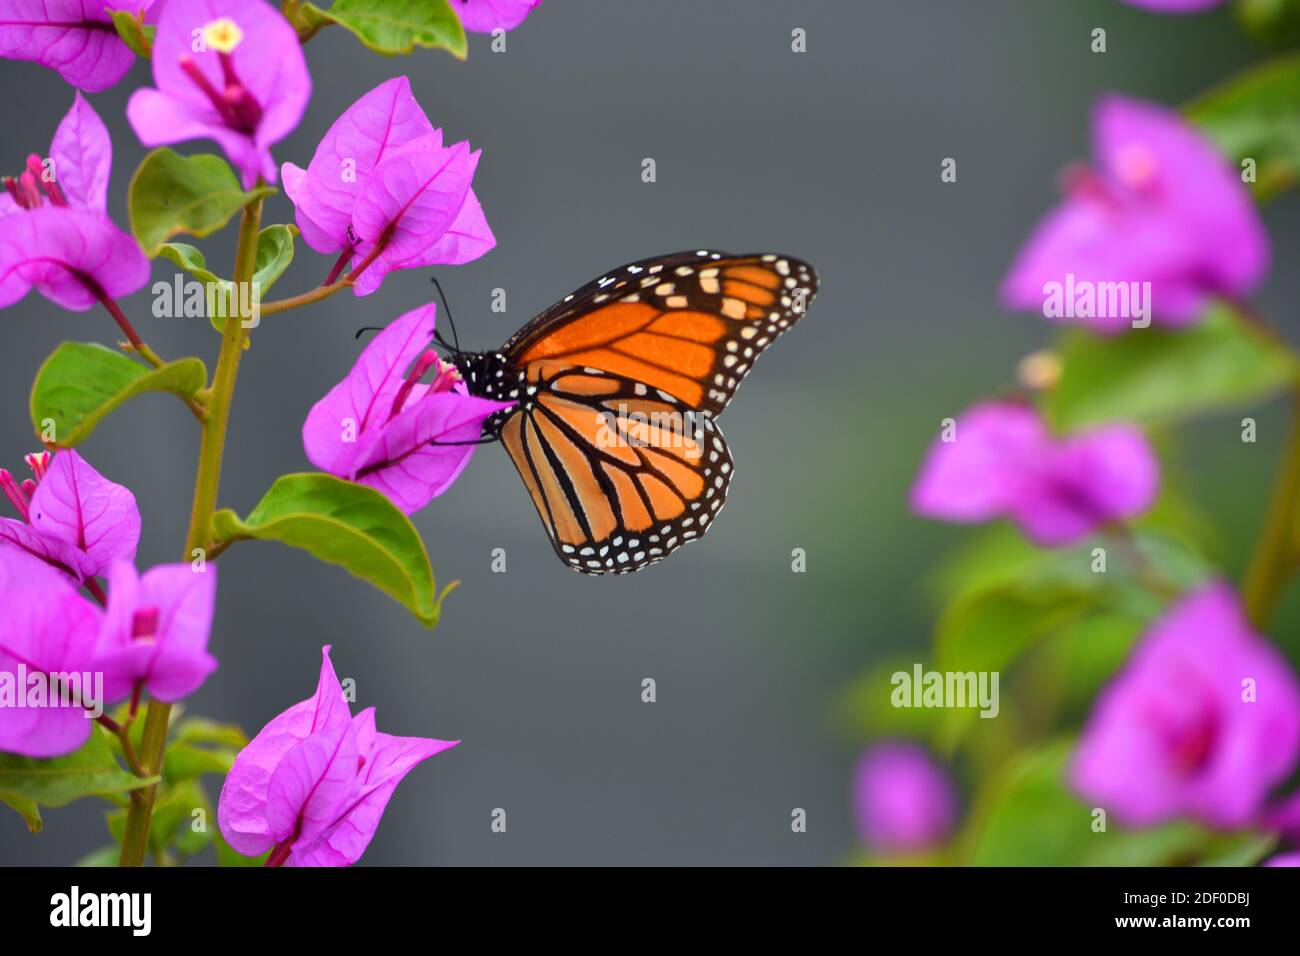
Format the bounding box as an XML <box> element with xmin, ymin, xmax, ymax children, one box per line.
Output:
<box><xmin>259</xmin><ymin>242</ymin><xmax>383</xmax><ymax>316</ymax></box>
<box><xmin>117</xmin><ymin>194</ymin><xmax>265</xmax><ymax>867</ymax></box>
<box><xmin>259</xmin><ymin>278</ymin><xmax>348</xmax><ymax>316</ymax></box>
<box><xmin>1242</xmin><ymin>390</ymin><xmax>1300</xmax><ymax>629</ymax></box>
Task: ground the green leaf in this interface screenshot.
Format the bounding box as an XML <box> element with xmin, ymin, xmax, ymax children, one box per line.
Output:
<box><xmin>212</xmin><ymin>473</ymin><xmax>447</xmax><ymax>627</ymax></box>
<box><xmin>109</xmin><ymin>10</ymin><xmax>154</xmax><ymax>59</ymax></box>
<box><xmin>297</xmin><ymin>0</ymin><xmax>467</xmax><ymax>58</ymax></box>
<box><xmin>1187</xmin><ymin>52</ymin><xmax>1300</xmax><ymax>202</ymax></box>
<box><xmin>1043</xmin><ymin>306</ymin><xmax>1299</xmax><ymax>432</ymax></box>
<box><xmin>0</xmin><ymin>730</ymin><xmax>157</xmax><ymax>808</ymax></box>
<box><xmin>172</xmin><ymin>718</ymin><xmax>248</xmax><ymax>751</ymax></box>
<box><xmin>163</xmin><ymin>744</ymin><xmax>237</xmax><ymax>784</ymax></box>
<box><xmin>30</xmin><ymin>342</ymin><xmax>207</xmax><ymax>449</ymax></box>
<box><xmin>160</xmin><ymin>225</ymin><xmax>297</xmax><ymax>339</ymax></box>
<box><xmin>216</xmin><ymin>833</ymin><xmax>269</xmax><ymax>867</ymax></box>
<box><xmin>129</xmin><ymin>149</ymin><xmax>275</xmax><ymax>255</ymax></box>
<box><xmin>0</xmin><ymin>792</ymin><xmax>42</xmax><ymax>833</ymax></box>
<box><xmin>157</xmin><ymin>242</ymin><xmax>223</xmax><ymax>286</ymax></box>
<box><xmin>253</xmin><ymin>224</ymin><xmax>298</xmax><ymax>293</ymax></box>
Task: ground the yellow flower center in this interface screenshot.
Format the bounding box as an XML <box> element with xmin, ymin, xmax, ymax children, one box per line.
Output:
<box><xmin>1016</xmin><ymin>350</ymin><xmax>1063</xmax><ymax>391</ymax></box>
<box><xmin>203</xmin><ymin>18</ymin><xmax>244</xmax><ymax>54</ymax></box>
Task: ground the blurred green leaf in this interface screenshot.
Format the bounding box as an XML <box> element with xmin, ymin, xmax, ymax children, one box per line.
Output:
<box><xmin>0</xmin><ymin>730</ymin><xmax>156</xmax><ymax>808</ymax></box>
<box><xmin>74</xmin><ymin>846</ymin><xmax>121</xmax><ymax>867</ymax></box>
<box><xmin>929</xmin><ymin>524</ymin><xmax>1044</xmax><ymax>608</ymax></box>
<box><xmin>1044</xmin><ymin>306</ymin><xmax>1297</xmax><ymax>432</ymax></box>
<box><xmin>163</xmin><ymin>744</ymin><xmax>237</xmax><ymax>784</ymax></box>
<box><xmin>74</xmin><ymin>842</ymin><xmax>120</xmax><ymax>868</ymax></box>
<box><xmin>964</xmin><ymin>740</ymin><xmax>1243</xmax><ymax>866</ymax></box>
<box><xmin>835</xmin><ymin>658</ymin><xmax>949</xmax><ymax>739</ymax></box>
<box><xmin>129</xmin><ymin>149</ymin><xmax>275</xmax><ymax>255</ymax></box>
<box><xmin>212</xmin><ymin>473</ymin><xmax>448</xmax><ymax>627</ymax></box>
<box><xmin>938</xmin><ymin>587</ymin><xmax>1094</xmax><ymax>676</ymax></box>
<box><xmin>30</xmin><ymin>342</ymin><xmax>207</xmax><ymax>448</ymax></box>
<box><xmin>1188</xmin><ymin>50</ymin><xmax>1300</xmax><ymax>202</ymax></box>
<box><xmin>1199</xmin><ymin>831</ymin><xmax>1277</xmax><ymax>866</ymax></box>
<box><xmin>172</xmin><ymin>718</ymin><xmax>248</xmax><ymax>751</ymax></box>
<box><xmin>1033</xmin><ymin>611</ymin><xmax>1145</xmax><ymax>711</ymax></box>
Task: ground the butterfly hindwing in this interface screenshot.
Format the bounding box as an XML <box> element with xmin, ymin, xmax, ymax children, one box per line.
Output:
<box><xmin>503</xmin><ymin>251</ymin><xmax>818</xmax><ymax>418</ymax></box>
<box><xmin>496</xmin><ymin>365</ymin><xmax>734</xmax><ymax>574</ymax></box>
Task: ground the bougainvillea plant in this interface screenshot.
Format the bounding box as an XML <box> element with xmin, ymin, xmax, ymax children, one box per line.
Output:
<box><xmin>843</xmin><ymin>1</ymin><xmax>1300</xmax><ymax>868</ymax></box>
<box><xmin>0</xmin><ymin>0</ymin><xmax>542</xmax><ymax>867</ymax></box>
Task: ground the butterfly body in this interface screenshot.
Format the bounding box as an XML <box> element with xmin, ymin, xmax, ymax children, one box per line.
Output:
<box><xmin>456</xmin><ymin>250</ymin><xmax>818</xmax><ymax>574</ymax></box>
<box><xmin>452</xmin><ymin>350</ymin><xmax>527</xmax><ymax>435</ymax></box>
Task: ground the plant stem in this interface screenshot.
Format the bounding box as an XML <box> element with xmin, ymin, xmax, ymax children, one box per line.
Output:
<box><xmin>323</xmin><ymin>247</ymin><xmax>354</xmax><ymax>285</ymax></box>
<box><xmin>259</xmin><ymin>278</ymin><xmax>348</xmax><ymax>316</ymax></box>
<box><xmin>117</xmin><ymin>194</ymin><xmax>265</xmax><ymax>867</ymax></box>
<box><xmin>1242</xmin><ymin>390</ymin><xmax>1300</xmax><ymax>629</ymax></box>
<box><xmin>259</xmin><ymin>242</ymin><xmax>383</xmax><ymax>316</ymax></box>
<box><xmin>86</xmin><ymin>279</ymin><xmax>206</xmax><ymax>420</ymax></box>
<box><xmin>86</xmin><ymin>280</ymin><xmax>158</xmax><ymax>365</ymax></box>
<box><xmin>84</xmin><ymin>577</ymin><xmax>107</xmax><ymax>607</ymax></box>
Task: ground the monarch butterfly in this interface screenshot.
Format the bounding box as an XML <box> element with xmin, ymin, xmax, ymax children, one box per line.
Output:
<box><xmin>445</xmin><ymin>250</ymin><xmax>819</xmax><ymax>574</ymax></box>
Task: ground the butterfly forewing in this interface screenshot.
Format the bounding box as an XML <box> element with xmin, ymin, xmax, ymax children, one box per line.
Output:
<box><xmin>503</xmin><ymin>250</ymin><xmax>818</xmax><ymax>417</ymax></box>
<box><xmin>497</xmin><ymin>366</ymin><xmax>734</xmax><ymax>574</ymax></box>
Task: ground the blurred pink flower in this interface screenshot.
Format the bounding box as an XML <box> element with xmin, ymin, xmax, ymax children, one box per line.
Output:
<box><xmin>217</xmin><ymin>645</ymin><xmax>456</xmax><ymax>866</ymax></box>
<box><xmin>1263</xmin><ymin>853</ymin><xmax>1300</xmax><ymax>867</ymax></box>
<box><xmin>1001</xmin><ymin>94</ymin><xmax>1267</xmax><ymax>330</ymax></box>
<box><xmin>93</xmin><ymin>560</ymin><xmax>218</xmax><ymax>704</ymax></box>
<box><xmin>0</xmin><ymin>449</ymin><xmax>140</xmax><ymax>581</ymax></box>
<box><xmin>0</xmin><ymin>546</ymin><xmax>102</xmax><ymax>757</ymax></box>
<box><xmin>0</xmin><ymin>0</ymin><xmax>155</xmax><ymax>92</ymax></box>
<box><xmin>452</xmin><ymin>0</ymin><xmax>543</xmax><ymax>32</ymax></box>
<box><xmin>126</xmin><ymin>0</ymin><xmax>310</xmax><ymax>187</ymax></box>
<box><xmin>1072</xmin><ymin>583</ymin><xmax>1300</xmax><ymax>828</ymax></box>
<box><xmin>910</xmin><ymin>401</ymin><xmax>1158</xmax><ymax>546</ymax></box>
<box><xmin>853</xmin><ymin>743</ymin><xmax>957</xmax><ymax>854</ymax></box>
<box><xmin>302</xmin><ymin>303</ymin><xmax>512</xmax><ymax>514</ymax></box>
<box><xmin>282</xmin><ymin>76</ymin><xmax>494</xmax><ymax>296</ymax></box>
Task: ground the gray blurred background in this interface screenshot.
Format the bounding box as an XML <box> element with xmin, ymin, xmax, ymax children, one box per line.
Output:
<box><xmin>2</xmin><ymin>0</ymin><xmax>1298</xmax><ymax>865</ymax></box>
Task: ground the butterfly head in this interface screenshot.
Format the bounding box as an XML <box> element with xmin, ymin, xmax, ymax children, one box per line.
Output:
<box><xmin>452</xmin><ymin>350</ymin><xmax>527</xmax><ymax>436</ymax></box>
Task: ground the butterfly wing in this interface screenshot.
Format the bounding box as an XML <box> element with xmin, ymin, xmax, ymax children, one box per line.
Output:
<box><xmin>502</xmin><ymin>250</ymin><xmax>818</xmax><ymax>418</ymax></box>
<box><xmin>496</xmin><ymin>365</ymin><xmax>733</xmax><ymax>574</ymax></box>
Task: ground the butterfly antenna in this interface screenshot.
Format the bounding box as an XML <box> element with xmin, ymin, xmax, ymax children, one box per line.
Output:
<box><xmin>354</xmin><ymin>326</ymin><xmax>385</xmax><ymax>340</ymax></box>
<box><xmin>429</xmin><ymin>435</ymin><xmax>498</xmax><ymax>447</ymax></box>
<box><xmin>430</xmin><ymin>276</ymin><xmax>463</xmax><ymax>355</ymax></box>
